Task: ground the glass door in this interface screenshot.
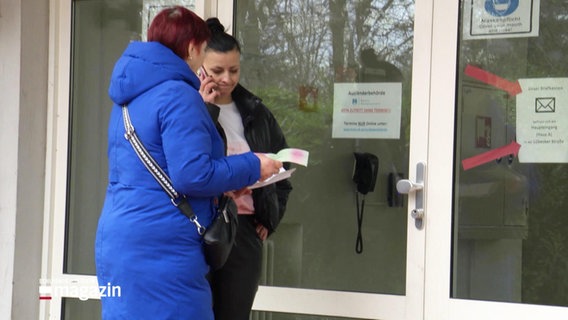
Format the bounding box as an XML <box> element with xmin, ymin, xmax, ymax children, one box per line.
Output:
<box><xmin>229</xmin><ymin>0</ymin><xmax>432</xmax><ymax>319</ymax></box>
<box><xmin>426</xmin><ymin>1</ymin><xmax>568</xmax><ymax>319</ymax></box>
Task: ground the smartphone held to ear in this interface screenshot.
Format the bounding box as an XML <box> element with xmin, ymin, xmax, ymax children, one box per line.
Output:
<box><xmin>197</xmin><ymin>66</ymin><xmax>208</xmax><ymax>81</ymax></box>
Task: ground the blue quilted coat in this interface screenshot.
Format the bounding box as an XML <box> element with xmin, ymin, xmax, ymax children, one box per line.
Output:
<box><xmin>95</xmin><ymin>41</ymin><xmax>260</xmax><ymax>319</ymax></box>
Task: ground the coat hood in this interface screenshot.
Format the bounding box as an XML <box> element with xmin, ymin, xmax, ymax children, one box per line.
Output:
<box><xmin>108</xmin><ymin>41</ymin><xmax>200</xmax><ymax>105</ymax></box>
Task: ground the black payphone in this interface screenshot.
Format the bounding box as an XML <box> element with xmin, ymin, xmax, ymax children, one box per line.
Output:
<box><xmin>352</xmin><ymin>152</ymin><xmax>379</xmax><ymax>254</ymax></box>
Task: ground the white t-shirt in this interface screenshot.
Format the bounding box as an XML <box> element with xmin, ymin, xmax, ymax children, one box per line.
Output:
<box><xmin>218</xmin><ymin>102</ymin><xmax>254</xmax><ymax>214</ymax></box>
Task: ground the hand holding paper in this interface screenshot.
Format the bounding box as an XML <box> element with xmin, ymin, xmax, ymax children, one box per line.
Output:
<box><xmin>249</xmin><ymin>148</ymin><xmax>307</xmax><ymax>189</ymax></box>
<box><xmin>265</xmin><ymin>148</ymin><xmax>309</xmax><ymax>167</ymax></box>
<box><xmin>249</xmin><ymin>168</ymin><xmax>296</xmax><ymax>189</ymax></box>
<box><xmin>256</xmin><ymin>153</ymin><xmax>284</xmax><ymax>181</ymax></box>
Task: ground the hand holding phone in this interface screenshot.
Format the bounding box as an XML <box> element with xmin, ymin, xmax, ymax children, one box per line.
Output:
<box><xmin>198</xmin><ymin>66</ymin><xmax>219</xmax><ymax>103</ymax></box>
<box><xmin>197</xmin><ymin>66</ymin><xmax>208</xmax><ymax>81</ymax></box>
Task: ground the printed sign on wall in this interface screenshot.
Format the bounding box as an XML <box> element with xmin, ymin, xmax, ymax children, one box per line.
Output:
<box><xmin>332</xmin><ymin>83</ymin><xmax>402</xmax><ymax>139</ymax></box>
<box><xmin>463</xmin><ymin>0</ymin><xmax>540</xmax><ymax>40</ymax></box>
<box><xmin>517</xmin><ymin>78</ymin><xmax>568</xmax><ymax>163</ymax></box>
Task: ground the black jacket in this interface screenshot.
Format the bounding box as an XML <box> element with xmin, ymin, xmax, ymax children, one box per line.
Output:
<box><xmin>208</xmin><ymin>84</ymin><xmax>292</xmax><ymax>234</ymax></box>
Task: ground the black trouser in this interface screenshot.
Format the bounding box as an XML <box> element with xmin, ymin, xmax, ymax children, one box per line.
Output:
<box><xmin>210</xmin><ymin>215</ymin><xmax>263</xmax><ymax>320</ymax></box>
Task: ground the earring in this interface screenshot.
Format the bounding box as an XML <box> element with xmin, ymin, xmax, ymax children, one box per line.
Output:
<box><xmin>188</xmin><ymin>55</ymin><xmax>192</xmax><ymax>60</ymax></box>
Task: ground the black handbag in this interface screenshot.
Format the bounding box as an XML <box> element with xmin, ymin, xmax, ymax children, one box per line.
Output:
<box><xmin>203</xmin><ymin>195</ymin><xmax>238</xmax><ymax>270</ymax></box>
<box><xmin>122</xmin><ymin>105</ymin><xmax>237</xmax><ymax>270</ymax></box>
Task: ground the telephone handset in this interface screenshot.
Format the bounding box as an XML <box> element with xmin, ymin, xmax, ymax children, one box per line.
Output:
<box><xmin>352</xmin><ymin>152</ymin><xmax>379</xmax><ymax>254</ymax></box>
<box><xmin>352</xmin><ymin>152</ymin><xmax>379</xmax><ymax>195</ymax></box>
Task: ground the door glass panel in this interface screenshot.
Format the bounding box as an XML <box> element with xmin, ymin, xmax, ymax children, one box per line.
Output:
<box><xmin>66</xmin><ymin>0</ymin><xmax>199</xmax><ymax>274</ymax></box>
<box><xmin>64</xmin><ymin>1</ymin><xmax>197</xmax><ymax>318</ymax></box>
<box><xmin>453</xmin><ymin>0</ymin><xmax>568</xmax><ymax>307</ymax></box>
<box><xmin>63</xmin><ymin>298</ymin><xmax>101</xmax><ymax>320</ymax></box>
<box><xmin>66</xmin><ymin>0</ymin><xmax>145</xmax><ymax>275</ymax></box>
<box><xmin>66</xmin><ymin>0</ymin><xmax>415</xmax><ymax>317</ymax></box>
<box><xmin>235</xmin><ymin>0</ymin><xmax>414</xmax><ymax>295</ymax></box>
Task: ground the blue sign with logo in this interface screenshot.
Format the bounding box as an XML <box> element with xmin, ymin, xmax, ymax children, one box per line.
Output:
<box><xmin>465</xmin><ymin>0</ymin><xmax>539</xmax><ymax>39</ymax></box>
<box><xmin>485</xmin><ymin>0</ymin><xmax>519</xmax><ymax>17</ymax></box>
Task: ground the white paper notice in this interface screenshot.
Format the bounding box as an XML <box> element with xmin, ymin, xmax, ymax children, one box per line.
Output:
<box><xmin>332</xmin><ymin>82</ymin><xmax>402</xmax><ymax>139</ymax></box>
<box><xmin>516</xmin><ymin>78</ymin><xmax>568</xmax><ymax>163</ymax></box>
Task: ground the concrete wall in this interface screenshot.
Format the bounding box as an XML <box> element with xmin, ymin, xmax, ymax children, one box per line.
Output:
<box><xmin>0</xmin><ymin>0</ymin><xmax>49</xmax><ymax>319</ymax></box>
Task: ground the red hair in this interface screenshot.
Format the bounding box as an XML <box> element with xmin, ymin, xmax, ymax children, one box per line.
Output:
<box><xmin>147</xmin><ymin>6</ymin><xmax>211</xmax><ymax>60</ymax></box>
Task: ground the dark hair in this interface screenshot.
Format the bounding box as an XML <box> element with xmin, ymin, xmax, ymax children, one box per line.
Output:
<box><xmin>205</xmin><ymin>18</ymin><xmax>241</xmax><ymax>53</ymax></box>
<box><xmin>147</xmin><ymin>6</ymin><xmax>211</xmax><ymax>60</ymax></box>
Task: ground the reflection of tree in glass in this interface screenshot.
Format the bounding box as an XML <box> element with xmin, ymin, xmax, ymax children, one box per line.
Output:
<box><xmin>521</xmin><ymin>2</ymin><xmax>568</xmax><ymax>307</ymax></box>
<box><xmin>237</xmin><ymin>0</ymin><xmax>413</xmax><ymax>91</ymax></box>
<box><xmin>235</xmin><ymin>0</ymin><xmax>415</xmax><ymax>164</ymax></box>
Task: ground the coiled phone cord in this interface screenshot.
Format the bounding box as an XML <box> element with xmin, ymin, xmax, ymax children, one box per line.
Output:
<box><xmin>355</xmin><ymin>192</ymin><xmax>365</xmax><ymax>254</ymax></box>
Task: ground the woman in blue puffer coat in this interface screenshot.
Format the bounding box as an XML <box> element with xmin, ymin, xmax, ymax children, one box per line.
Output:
<box><xmin>94</xmin><ymin>6</ymin><xmax>282</xmax><ymax>320</ymax></box>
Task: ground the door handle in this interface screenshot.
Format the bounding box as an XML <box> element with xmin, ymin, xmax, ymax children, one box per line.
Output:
<box><xmin>396</xmin><ymin>161</ymin><xmax>426</xmax><ymax>229</ymax></box>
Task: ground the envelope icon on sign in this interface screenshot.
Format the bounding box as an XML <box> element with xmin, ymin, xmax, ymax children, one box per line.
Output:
<box><xmin>535</xmin><ymin>97</ymin><xmax>555</xmax><ymax>113</ymax></box>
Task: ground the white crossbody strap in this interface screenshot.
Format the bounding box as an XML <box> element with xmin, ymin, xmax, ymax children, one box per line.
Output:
<box><xmin>121</xmin><ymin>105</ymin><xmax>205</xmax><ymax>235</ymax></box>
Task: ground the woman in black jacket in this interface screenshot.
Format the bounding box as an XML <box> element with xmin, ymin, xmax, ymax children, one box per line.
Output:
<box><xmin>199</xmin><ymin>18</ymin><xmax>293</xmax><ymax>320</ymax></box>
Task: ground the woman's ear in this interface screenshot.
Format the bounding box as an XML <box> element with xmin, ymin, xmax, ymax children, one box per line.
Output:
<box><xmin>186</xmin><ymin>41</ymin><xmax>206</xmax><ymax>72</ymax></box>
<box><xmin>187</xmin><ymin>42</ymin><xmax>194</xmax><ymax>61</ymax></box>
<box><xmin>185</xmin><ymin>43</ymin><xmax>196</xmax><ymax>72</ymax></box>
